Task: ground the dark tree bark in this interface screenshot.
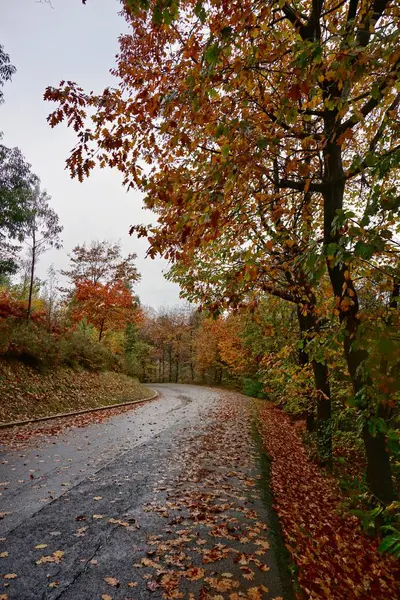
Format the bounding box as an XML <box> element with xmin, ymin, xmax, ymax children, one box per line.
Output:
<box><xmin>297</xmin><ymin>307</ymin><xmax>332</xmax><ymax>467</ymax></box>
<box><xmin>168</xmin><ymin>346</ymin><xmax>173</xmax><ymax>382</ymax></box>
<box><xmin>98</xmin><ymin>318</ymin><xmax>105</xmax><ymax>342</ymax></box>
<box><xmin>322</xmin><ymin>111</ymin><xmax>394</xmax><ymax>503</ymax></box>
<box><xmin>27</xmin><ymin>235</ymin><xmax>36</xmax><ymax>321</ymax></box>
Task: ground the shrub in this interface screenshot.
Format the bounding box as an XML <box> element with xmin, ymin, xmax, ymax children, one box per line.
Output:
<box><xmin>1</xmin><ymin>319</ymin><xmax>61</xmax><ymax>369</ymax></box>
<box><xmin>0</xmin><ymin>317</ymin><xmax>121</xmax><ymax>373</ymax></box>
<box><xmin>242</xmin><ymin>377</ymin><xmax>267</xmax><ymax>399</ymax></box>
<box><xmin>61</xmin><ymin>331</ymin><xmax>121</xmax><ymax>372</ymax></box>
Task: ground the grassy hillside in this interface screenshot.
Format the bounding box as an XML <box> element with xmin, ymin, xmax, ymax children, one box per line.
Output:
<box><xmin>0</xmin><ymin>360</ymin><xmax>155</xmax><ymax>423</ymax></box>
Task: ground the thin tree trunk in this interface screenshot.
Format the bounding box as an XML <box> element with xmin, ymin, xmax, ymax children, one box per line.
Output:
<box><xmin>27</xmin><ymin>236</ymin><xmax>36</xmax><ymax>321</ymax></box>
<box><xmin>98</xmin><ymin>318</ymin><xmax>105</xmax><ymax>342</ymax></box>
<box><xmin>168</xmin><ymin>347</ymin><xmax>172</xmax><ymax>382</ymax></box>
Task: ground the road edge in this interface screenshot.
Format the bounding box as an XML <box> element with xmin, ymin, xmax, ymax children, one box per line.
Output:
<box><xmin>0</xmin><ymin>388</ymin><xmax>159</xmax><ymax>429</ymax></box>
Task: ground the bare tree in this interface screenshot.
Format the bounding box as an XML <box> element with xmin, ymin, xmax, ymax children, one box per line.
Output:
<box><xmin>24</xmin><ymin>184</ymin><xmax>62</xmax><ymax>320</ymax></box>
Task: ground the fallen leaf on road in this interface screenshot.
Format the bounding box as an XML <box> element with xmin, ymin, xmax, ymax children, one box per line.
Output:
<box><xmin>101</xmin><ymin>595</ymin><xmax>112</xmax><ymax>600</ymax></box>
<box><xmin>93</xmin><ymin>514</ymin><xmax>104</xmax><ymax>519</ymax></box>
<box><xmin>36</xmin><ymin>551</ymin><xmax>64</xmax><ymax>565</ymax></box>
<box><xmin>127</xmin><ymin>582</ymin><xmax>137</xmax><ymax>587</ymax></box>
<box><xmin>93</xmin><ymin>496</ymin><xmax>102</xmax><ymax>501</ymax></box>
<box><xmin>104</xmin><ymin>577</ymin><xmax>120</xmax><ymax>587</ymax></box>
<box><xmin>3</xmin><ymin>574</ymin><xmax>17</xmax><ymax>579</ymax></box>
<box><xmin>146</xmin><ymin>580</ymin><xmax>159</xmax><ymax>592</ymax></box>
<box><xmin>108</xmin><ymin>518</ymin><xmax>129</xmax><ymax>527</ymax></box>
<box><xmin>0</xmin><ymin>551</ymin><xmax>8</xmax><ymax>558</ymax></box>
<box><xmin>185</xmin><ymin>567</ymin><xmax>205</xmax><ymax>580</ymax></box>
<box><xmin>247</xmin><ymin>587</ymin><xmax>264</xmax><ymax>600</ymax></box>
<box><xmin>34</xmin><ymin>544</ymin><xmax>47</xmax><ymax>550</ymax></box>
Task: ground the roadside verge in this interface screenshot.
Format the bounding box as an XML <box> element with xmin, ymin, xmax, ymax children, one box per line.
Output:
<box><xmin>0</xmin><ymin>389</ymin><xmax>158</xmax><ymax>430</ymax></box>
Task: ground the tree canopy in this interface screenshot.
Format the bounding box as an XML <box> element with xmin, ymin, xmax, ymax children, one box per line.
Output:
<box><xmin>45</xmin><ymin>0</ymin><xmax>400</xmax><ymax>503</ymax></box>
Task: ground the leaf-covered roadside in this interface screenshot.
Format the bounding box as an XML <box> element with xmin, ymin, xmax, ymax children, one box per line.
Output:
<box><xmin>256</xmin><ymin>402</ymin><xmax>399</xmax><ymax>600</ymax></box>
<box><xmin>0</xmin><ymin>359</ymin><xmax>153</xmax><ymax>425</ymax></box>
<box><xmin>116</xmin><ymin>390</ymin><xmax>291</xmax><ymax>600</ymax></box>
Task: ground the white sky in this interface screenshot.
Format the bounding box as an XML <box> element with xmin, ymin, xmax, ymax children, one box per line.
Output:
<box><xmin>0</xmin><ymin>0</ymin><xmax>182</xmax><ymax>308</ymax></box>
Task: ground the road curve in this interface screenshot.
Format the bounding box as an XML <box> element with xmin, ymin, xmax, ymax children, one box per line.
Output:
<box><xmin>0</xmin><ymin>384</ymin><xmax>291</xmax><ymax>600</ymax></box>
<box><xmin>0</xmin><ymin>384</ymin><xmax>218</xmax><ymax>536</ymax></box>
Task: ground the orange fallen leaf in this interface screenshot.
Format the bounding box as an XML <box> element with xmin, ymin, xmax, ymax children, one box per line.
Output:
<box><xmin>3</xmin><ymin>574</ymin><xmax>17</xmax><ymax>579</ymax></box>
<box><xmin>185</xmin><ymin>567</ymin><xmax>205</xmax><ymax>580</ymax></box>
<box><xmin>104</xmin><ymin>577</ymin><xmax>120</xmax><ymax>587</ymax></box>
<box><xmin>247</xmin><ymin>587</ymin><xmax>263</xmax><ymax>600</ymax></box>
<box><xmin>36</xmin><ymin>551</ymin><xmax>64</xmax><ymax>565</ymax></box>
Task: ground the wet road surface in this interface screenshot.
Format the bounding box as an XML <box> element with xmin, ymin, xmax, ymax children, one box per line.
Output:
<box><xmin>0</xmin><ymin>384</ymin><xmax>292</xmax><ymax>600</ymax></box>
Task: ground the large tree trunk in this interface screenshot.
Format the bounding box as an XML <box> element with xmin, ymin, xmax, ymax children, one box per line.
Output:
<box><xmin>322</xmin><ymin>117</ymin><xmax>393</xmax><ymax>502</ymax></box>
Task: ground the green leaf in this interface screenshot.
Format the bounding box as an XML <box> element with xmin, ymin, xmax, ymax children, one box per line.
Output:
<box><xmin>194</xmin><ymin>1</ymin><xmax>207</xmax><ymax>23</ymax></box>
<box><xmin>221</xmin><ymin>145</ymin><xmax>230</xmax><ymax>158</ymax></box>
<box><xmin>205</xmin><ymin>43</ymin><xmax>220</xmax><ymax>65</ymax></box>
<box><xmin>354</xmin><ymin>240</ymin><xmax>374</xmax><ymax>260</ymax></box>
<box><xmin>378</xmin><ymin>535</ymin><xmax>399</xmax><ymax>554</ymax></box>
<box><xmin>365</xmin><ymin>153</ymin><xmax>378</xmax><ymax>167</ymax></box>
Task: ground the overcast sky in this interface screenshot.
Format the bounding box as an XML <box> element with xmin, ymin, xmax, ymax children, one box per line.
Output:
<box><xmin>0</xmin><ymin>0</ymin><xmax>182</xmax><ymax>308</ymax></box>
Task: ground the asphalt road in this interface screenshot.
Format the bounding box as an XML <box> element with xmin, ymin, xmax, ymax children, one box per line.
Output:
<box><xmin>0</xmin><ymin>384</ymin><xmax>291</xmax><ymax>600</ymax></box>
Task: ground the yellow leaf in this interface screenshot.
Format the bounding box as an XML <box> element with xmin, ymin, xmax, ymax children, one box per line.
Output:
<box><xmin>104</xmin><ymin>577</ymin><xmax>119</xmax><ymax>587</ymax></box>
<box><xmin>35</xmin><ymin>544</ymin><xmax>48</xmax><ymax>550</ymax></box>
<box><xmin>0</xmin><ymin>552</ymin><xmax>8</xmax><ymax>558</ymax></box>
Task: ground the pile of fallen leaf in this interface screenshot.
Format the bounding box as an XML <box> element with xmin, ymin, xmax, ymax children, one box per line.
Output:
<box><xmin>257</xmin><ymin>401</ymin><xmax>399</xmax><ymax>600</ymax></box>
<box><xmin>0</xmin><ymin>359</ymin><xmax>154</xmax><ymax>424</ymax></box>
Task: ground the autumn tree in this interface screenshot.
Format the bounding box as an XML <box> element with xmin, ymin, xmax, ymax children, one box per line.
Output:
<box><xmin>71</xmin><ymin>279</ymin><xmax>138</xmax><ymax>342</ymax></box>
<box><xmin>46</xmin><ymin>1</ymin><xmax>399</xmax><ymax>501</ymax></box>
<box><xmin>62</xmin><ymin>240</ymin><xmax>140</xmax><ymax>288</ymax></box>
